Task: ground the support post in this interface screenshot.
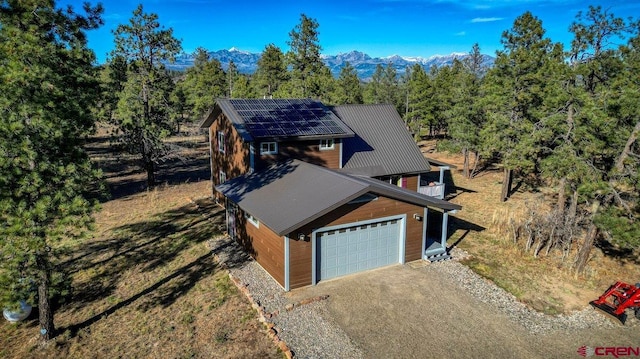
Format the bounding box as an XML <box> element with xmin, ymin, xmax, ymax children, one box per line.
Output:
<box><xmin>440</xmin><ymin>211</ymin><xmax>449</xmax><ymax>251</ymax></box>
<box><xmin>284</xmin><ymin>236</ymin><xmax>290</xmax><ymax>291</ymax></box>
<box><xmin>421</xmin><ymin>207</ymin><xmax>428</xmax><ymax>259</ymax></box>
<box><xmin>439</xmin><ymin>166</ymin><xmax>450</xmax><ymax>184</ymax></box>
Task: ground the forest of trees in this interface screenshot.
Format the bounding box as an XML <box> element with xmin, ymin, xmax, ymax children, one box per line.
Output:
<box><xmin>1</xmin><ymin>0</ymin><xmax>638</xmax><ymax>341</ymax></box>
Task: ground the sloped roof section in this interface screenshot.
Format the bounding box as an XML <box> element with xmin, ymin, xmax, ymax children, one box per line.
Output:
<box><xmin>333</xmin><ymin>104</ymin><xmax>433</xmax><ymax>177</ymax></box>
<box><xmin>201</xmin><ymin>98</ymin><xmax>355</xmax><ymax>141</ymax></box>
<box><xmin>216</xmin><ymin>160</ymin><xmax>461</xmax><ymax>236</ymax></box>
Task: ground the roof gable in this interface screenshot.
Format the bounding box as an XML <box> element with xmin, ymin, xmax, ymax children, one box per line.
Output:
<box><xmin>201</xmin><ymin>99</ymin><xmax>354</xmax><ymax>142</ymax></box>
<box><xmin>333</xmin><ymin>104</ymin><xmax>433</xmax><ymax>177</ymax></box>
<box><xmin>216</xmin><ymin>160</ymin><xmax>461</xmax><ymax>236</ymax></box>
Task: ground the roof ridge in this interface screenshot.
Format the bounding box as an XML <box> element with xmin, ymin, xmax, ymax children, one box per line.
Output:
<box><xmin>293</xmin><ymin>159</ymin><xmax>373</xmax><ymax>187</ymax></box>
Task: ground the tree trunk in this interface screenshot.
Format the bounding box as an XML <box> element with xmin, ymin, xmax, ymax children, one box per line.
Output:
<box><xmin>615</xmin><ymin>120</ymin><xmax>640</xmax><ymax>173</ymax></box>
<box><xmin>146</xmin><ymin>160</ymin><xmax>156</xmax><ymax>187</ymax></box>
<box><xmin>575</xmin><ymin>223</ymin><xmax>598</xmax><ymax>275</ymax></box>
<box><xmin>557</xmin><ymin>177</ymin><xmax>567</xmax><ymax>214</ymax></box>
<box><xmin>462</xmin><ymin>147</ymin><xmax>470</xmax><ymax>179</ymax></box>
<box><xmin>470</xmin><ymin>152</ymin><xmax>480</xmax><ymax>179</ymax></box>
<box><xmin>500</xmin><ymin>167</ymin><xmax>513</xmax><ymax>202</ymax></box>
<box><xmin>37</xmin><ymin>259</ymin><xmax>54</xmax><ymax>341</ymax></box>
<box><xmin>575</xmin><ymin>199</ymin><xmax>601</xmax><ymax>274</ymax></box>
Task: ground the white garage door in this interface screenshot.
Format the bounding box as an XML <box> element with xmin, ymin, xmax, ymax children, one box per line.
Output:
<box><xmin>317</xmin><ymin>218</ymin><xmax>401</xmax><ymax>281</ymax></box>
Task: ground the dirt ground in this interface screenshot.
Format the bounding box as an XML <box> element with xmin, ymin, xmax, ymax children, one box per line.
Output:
<box><xmin>287</xmin><ymin>265</ymin><xmax>640</xmax><ymax>359</ymax></box>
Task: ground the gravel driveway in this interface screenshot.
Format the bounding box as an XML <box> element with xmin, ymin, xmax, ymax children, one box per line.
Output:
<box><xmin>212</xmin><ymin>237</ymin><xmax>640</xmax><ymax>359</ymax></box>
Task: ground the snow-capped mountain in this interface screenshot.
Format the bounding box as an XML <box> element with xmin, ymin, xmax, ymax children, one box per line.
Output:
<box><xmin>166</xmin><ymin>48</ymin><xmax>494</xmax><ymax>80</ymax></box>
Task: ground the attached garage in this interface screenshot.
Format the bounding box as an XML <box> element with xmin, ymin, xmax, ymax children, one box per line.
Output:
<box><xmin>216</xmin><ymin>160</ymin><xmax>461</xmax><ymax>291</ymax></box>
<box><xmin>314</xmin><ymin>216</ymin><xmax>404</xmax><ymax>282</ymax></box>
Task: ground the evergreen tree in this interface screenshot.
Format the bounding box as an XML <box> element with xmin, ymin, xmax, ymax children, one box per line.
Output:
<box><xmin>481</xmin><ymin>12</ymin><xmax>561</xmax><ymax>202</ymax></box>
<box><xmin>169</xmin><ymin>82</ymin><xmax>188</xmax><ymax>133</ymax></box>
<box><xmin>287</xmin><ymin>14</ymin><xmax>324</xmax><ymax>97</ymax></box>
<box><xmin>449</xmin><ymin>44</ymin><xmax>487</xmax><ymax>178</ymax></box>
<box><xmin>313</xmin><ymin>64</ymin><xmax>339</xmax><ymax>104</ymax></box>
<box><xmin>562</xmin><ymin>7</ymin><xmax>638</xmax><ymax>271</ymax></box>
<box><xmin>183</xmin><ymin>47</ymin><xmax>226</xmax><ymax>116</ymax></box>
<box><xmin>231</xmin><ymin>74</ymin><xmax>257</xmax><ymax>98</ymax></box>
<box><xmin>364</xmin><ymin>63</ymin><xmax>400</xmax><ymax>109</ymax></box>
<box><xmin>95</xmin><ymin>55</ymin><xmax>127</xmax><ymax>123</ymax></box>
<box><xmin>0</xmin><ymin>0</ymin><xmax>104</xmax><ymax>340</ymax></box>
<box><xmin>255</xmin><ymin>44</ymin><xmax>288</xmax><ymax>98</ymax></box>
<box><xmin>111</xmin><ymin>4</ymin><xmax>182</xmax><ymax>187</ymax></box>
<box><xmin>335</xmin><ymin>62</ymin><xmax>363</xmax><ymax>104</ymax></box>
<box><xmin>405</xmin><ymin>63</ymin><xmax>435</xmax><ymax>140</ymax></box>
<box><xmin>226</xmin><ymin>60</ymin><xmax>238</xmax><ymax>97</ymax></box>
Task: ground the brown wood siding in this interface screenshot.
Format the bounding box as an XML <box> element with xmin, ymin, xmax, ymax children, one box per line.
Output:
<box><xmin>286</xmin><ymin>196</ymin><xmax>425</xmax><ymax>289</ymax></box>
<box><xmin>209</xmin><ymin>113</ymin><xmax>250</xmax><ymax>200</ymax></box>
<box><xmin>405</xmin><ymin>174</ymin><xmax>419</xmax><ymax>192</ymax></box>
<box><xmin>235</xmin><ymin>211</ymin><xmax>285</xmax><ymax>287</ymax></box>
<box><xmin>255</xmin><ymin>139</ymin><xmax>342</xmax><ymax>170</ymax></box>
<box><xmin>288</xmin><ymin>237</ymin><xmax>312</xmax><ymax>289</ymax></box>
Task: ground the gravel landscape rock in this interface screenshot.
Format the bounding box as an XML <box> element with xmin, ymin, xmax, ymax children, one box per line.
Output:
<box><xmin>210</xmin><ymin>236</ymin><xmax>636</xmax><ymax>358</ymax></box>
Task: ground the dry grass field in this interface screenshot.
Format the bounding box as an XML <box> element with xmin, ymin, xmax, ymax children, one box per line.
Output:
<box><xmin>0</xmin><ymin>130</ymin><xmax>282</xmax><ymax>358</ymax></box>
<box><xmin>421</xmin><ymin>140</ymin><xmax>640</xmax><ymax>315</ymax></box>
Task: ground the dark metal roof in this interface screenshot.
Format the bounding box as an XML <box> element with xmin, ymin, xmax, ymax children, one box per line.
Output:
<box><xmin>201</xmin><ymin>98</ymin><xmax>355</xmax><ymax>141</ymax></box>
<box><xmin>332</xmin><ymin>104</ymin><xmax>435</xmax><ymax>177</ymax></box>
<box><xmin>216</xmin><ymin>160</ymin><xmax>461</xmax><ymax>236</ymax></box>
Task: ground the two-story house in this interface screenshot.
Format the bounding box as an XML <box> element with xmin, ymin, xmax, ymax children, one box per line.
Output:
<box><xmin>200</xmin><ymin>99</ymin><xmax>461</xmax><ymax>291</ymax></box>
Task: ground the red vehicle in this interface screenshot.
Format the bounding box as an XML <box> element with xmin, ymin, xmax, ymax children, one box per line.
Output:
<box><xmin>590</xmin><ymin>282</ymin><xmax>640</xmax><ymax>324</ymax></box>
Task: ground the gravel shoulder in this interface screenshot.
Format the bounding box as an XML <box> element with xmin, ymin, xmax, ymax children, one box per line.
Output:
<box><xmin>211</xmin><ymin>236</ymin><xmax>640</xmax><ymax>358</ymax></box>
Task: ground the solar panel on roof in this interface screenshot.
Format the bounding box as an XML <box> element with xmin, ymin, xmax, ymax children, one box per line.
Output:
<box><xmin>228</xmin><ymin>99</ymin><xmax>352</xmax><ymax>139</ymax></box>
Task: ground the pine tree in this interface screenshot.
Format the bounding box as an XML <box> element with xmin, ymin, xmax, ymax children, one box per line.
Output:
<box><xmin>231</xmin><ymin>74</ymin><xmax>257</xmax><ymax>98</ymax></box>
<box><xmin>255</xmin><ymin>44</ymin><xmax>288</xmax><ymax>98</ymax></box>
<box><xmin>449</xmin><ymin>44</ymin><xmax>488</xmax><ymax>178</ymax></box>
<box><xmin>183</xmin><ymin>47</ymin><xmax>226</xmax><ymax>117</ymax></box>
<box><xmin>335</xmin><ymin>62</ymin><xmax>363</xmax><ymax>104</ymax></box>
<box><xmin>405</xmin><ymin>64</ymin><xmax>436</xmax><ymax>140</ymax></box>
<box><xmin>226</xmin><ymin>60</ymin><xmax>238</xmax><ymax>97</ymax></box>
<box><xmin>111</xmin><ymin>4</ymin><xmax>182</xmax><ymax>187</ymax></box>
<box><xmin>287</xmin><ymin>14</ymin><xmax>324</xmax><ymax>97</ymax></box>
<box><xmin>481</xmin><ymin>12</ymin><xmax>561</xmax><ymax>202</ymax></box>
<box><xmin>563</xmin><ymin>7</ymin><xmax>639</xmax><ymax>271</ymax></box>
<box><xmin>0</xmin><ymin>0</ymin><xmax>104</xmax><ymax>340</ymax></box>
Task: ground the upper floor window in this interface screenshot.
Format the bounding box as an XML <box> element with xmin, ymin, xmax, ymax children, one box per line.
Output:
<box><xmin>260</xmin><ymin>142</ymin><xmax>278</xmax><ymax>155</ymax></box>
<box><xmin>319</xmin><ymin>139</ymin><xmax>334</xmax><ymax>150</ymax></box>
<box><xmin>219</xmin><ymin>170</ymin><xmax>227</xmax><ymax>184</ymax></box>
<box><xmin>217</xmin><ymin>131</ymin><xmax>225</xmax><ymax>153</ymax></box>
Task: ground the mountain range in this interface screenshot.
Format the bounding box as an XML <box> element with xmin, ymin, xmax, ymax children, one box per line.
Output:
<box><xmin>167</xmin><ymin>47</ymin><xmax>495</xmax><ymax>80</ymax></box>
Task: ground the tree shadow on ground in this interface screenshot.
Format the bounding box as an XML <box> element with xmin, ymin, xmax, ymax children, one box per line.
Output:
<box><xmin>86</xmin><ymin>130</ymin><xmax>211</xmax><ymax>201</ymax></box>
<box><xmin>447</xmin><ymin>216</ymin><xmax>487</xmax><ymax>251</ymax></box>
<box><xmin>59</xmin><ymin>199</ymin><xmax>226</xmax><ymax>313</ymax></box>
<box><xmin>60</xmin><ymin>251</ymin><xmax>217</xmax><ymax>338</ymax></box>
<box><xmin>595</xmin><ymin>238</ymin><xmax>640</xmax><ymax>265</ymax></box>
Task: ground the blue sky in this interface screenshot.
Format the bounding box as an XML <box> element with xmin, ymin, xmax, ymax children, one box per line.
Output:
<box><xmin>60</xmin><ymin>0</ymin><xmax>636</xmax><ymax>63</ymax></box>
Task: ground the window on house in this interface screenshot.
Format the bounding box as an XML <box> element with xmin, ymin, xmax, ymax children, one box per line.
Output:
<box><xmin>260</xmin><ymin>142</ymin><xmax>277</xmax><ymax>155</ymax></box>
<box><xmin>245</xmin><ymin>212</ymin><xmax>260</xmax><ymax>228</ymax></box>
<box><xmin>217</xmin><ymin>131</ymin><xmax>225</xmax><ymax>153</ymax></box>
<box><xmin>219</xmin><ymin>170</ymin><xmax>227</xmax><ymax>184</ymax></box>
<box><xmin>319</xmin><ymin>138</ymin><xmax>334</xmax><ymax>150</ymax></box>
